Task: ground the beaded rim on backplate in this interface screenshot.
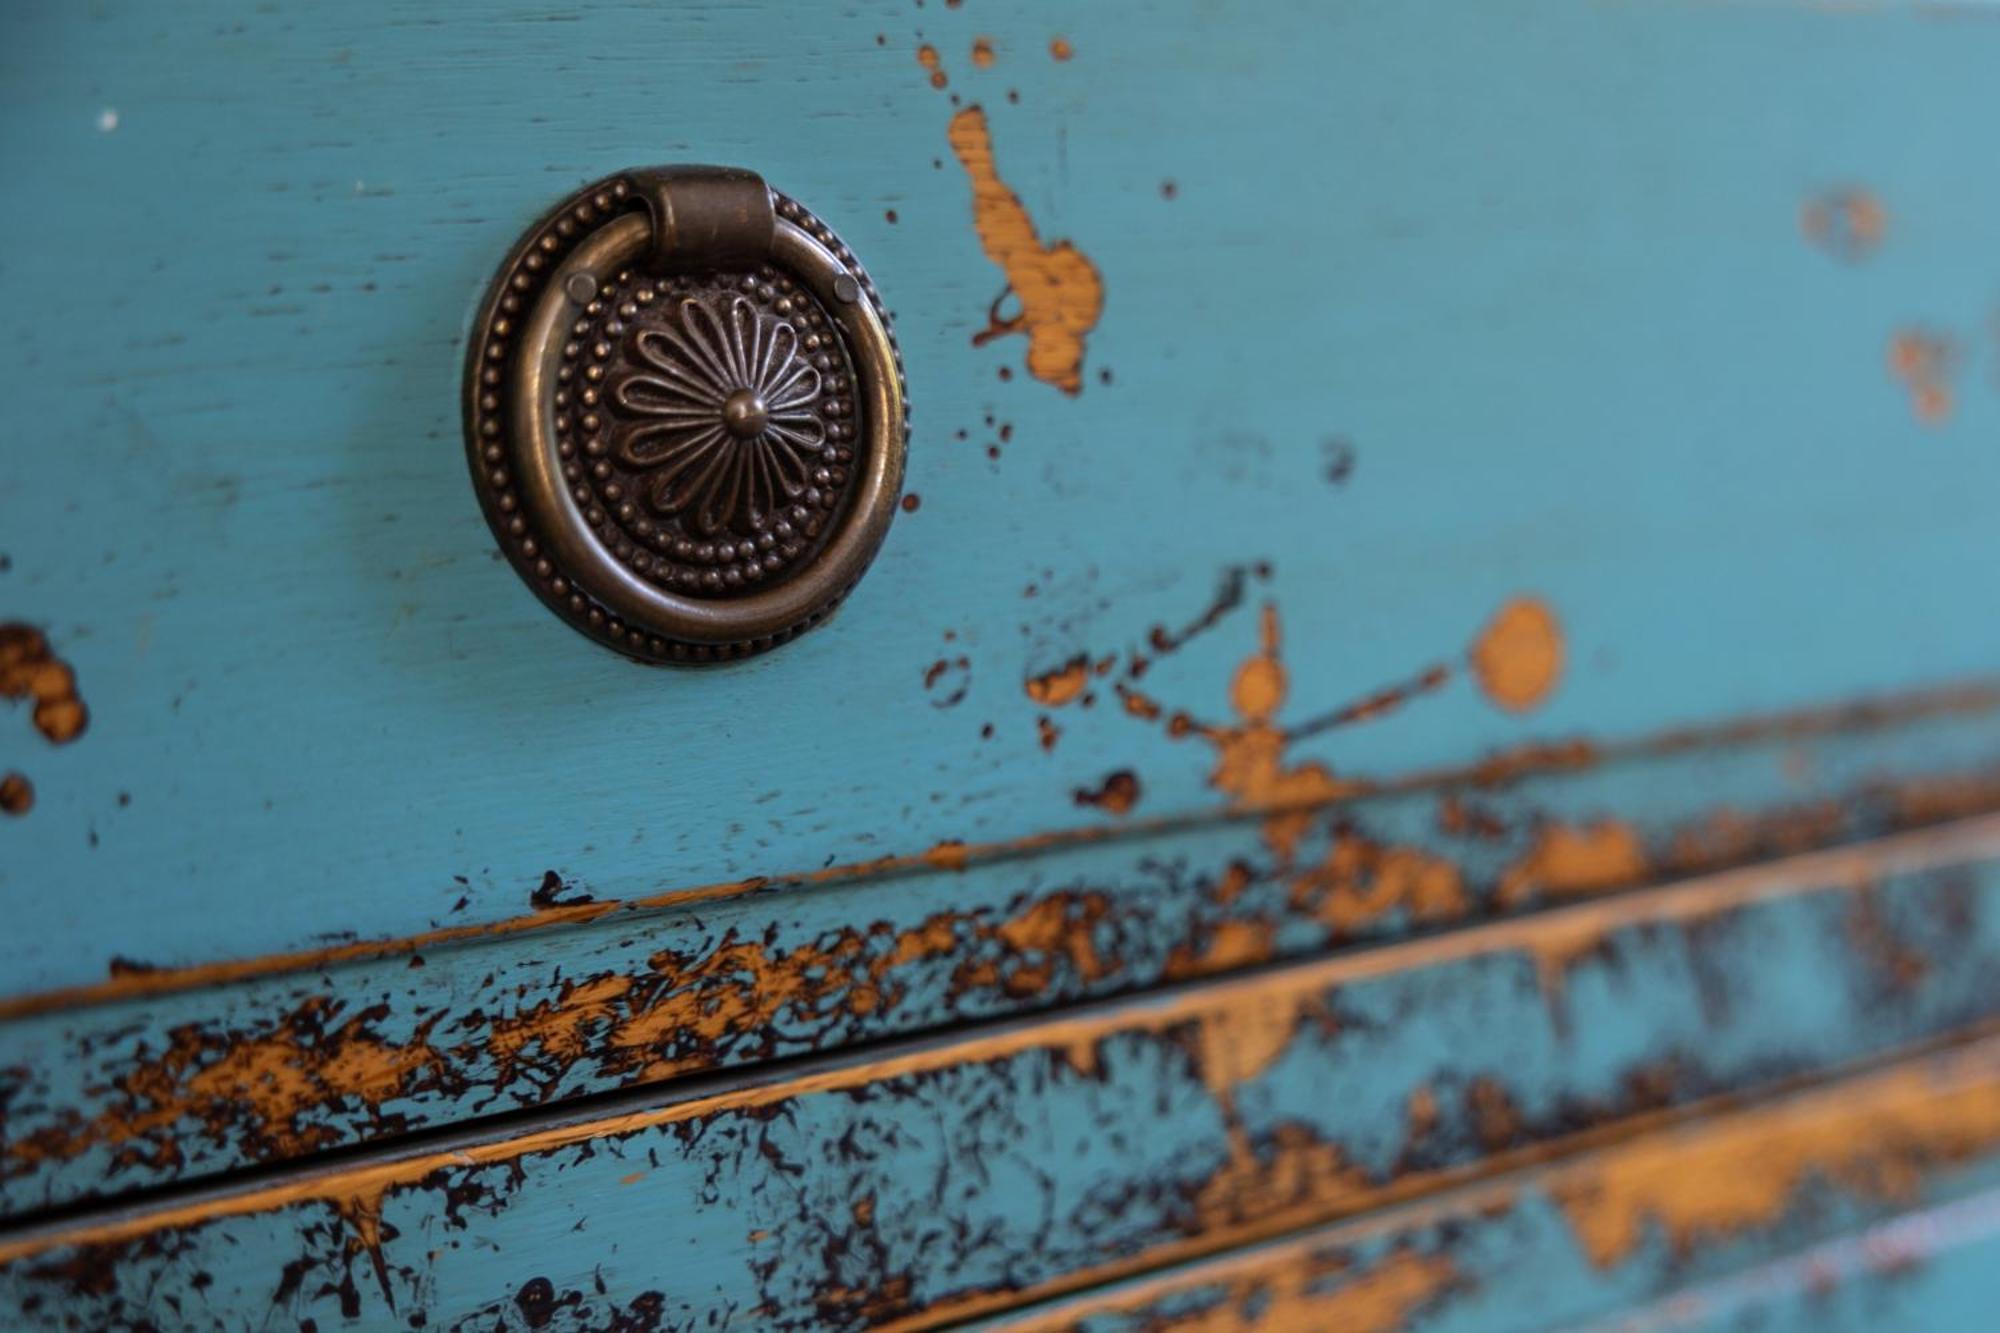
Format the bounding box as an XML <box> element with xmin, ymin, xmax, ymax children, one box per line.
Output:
<box><xmin>463</xmin><ymin>168</ymin><xmax>909</xmax><ymax>664</ymax></box>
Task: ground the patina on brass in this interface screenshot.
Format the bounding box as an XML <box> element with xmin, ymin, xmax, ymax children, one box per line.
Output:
<box><xmin>465</xmin><ymin>167</ymin><xmax>908</xmax><ymax>663</ymax></box>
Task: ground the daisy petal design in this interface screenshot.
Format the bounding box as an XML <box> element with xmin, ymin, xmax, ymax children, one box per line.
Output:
<box><xmin>610</xmin><ymin>294</ymin><xmax>830</xmax><ymax>536</ymax></box>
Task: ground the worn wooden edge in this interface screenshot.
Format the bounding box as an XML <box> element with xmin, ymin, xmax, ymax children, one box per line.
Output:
<box><xmin>7</xmin><ymin>818</ymin><xmax>2000</xmax><ymax>1325</ymax></box>
<box><xmin>3</xmin><ymin>674</ymin><xmax>1993</xmax><ymax>1021</ymax></box>
<box><xmin>982</xmin><ymin>1037</ymin><xmax>2000</xmax><ymax>1333</ymax></box>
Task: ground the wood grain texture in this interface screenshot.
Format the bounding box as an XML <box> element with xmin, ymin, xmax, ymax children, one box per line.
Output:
<box><xmin>985</xmin><ymin>1043</ymin><xmax>2000</xmax><ymax>1333</ymax></box>
<box><xmin>7</xmin><ymin>0</ymin><xmax>2000</xmax><ymax>998</ymax></box>
<box><xmin>6</xmin><ymin>821</ymin><xmax>2000</xmax><ymax>1327</ymax></box>
<box><xmin>5</xmin><ymin>691</ymin><xmax>1998</xmax><ymax>1215</ymax></box>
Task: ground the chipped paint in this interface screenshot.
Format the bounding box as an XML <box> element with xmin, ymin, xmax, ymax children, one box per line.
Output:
<box><xmin>1497</xmin><ymin>820</ymin><xmax>1649</xmax><ymax>907</ymax></box>
<box><xmin>1006</xmin><ymin>1047</ymin><xmax>2000</xmax><ymax>1333</ymax></box>
<box><xmin>1005</xmin><ymin>1245</ymin><xmax>1458</xmax><ymax>1333</ymax></box>
<box><xmin>1553</xmin><ymin>1045</ymin><xmax>2000</xmax><ymax>1269</ymax></box>
<box><xmin>949</xmin><ymin>105</ymin><xmax>1105</xmax><ymax>394</ymax></box>
<box><xmin>0</xmin><ymin>624</ymin><xmax>86</xmax><ymax>819</ymax></box>
<box><xmin>1192</xmin><ymin>985</ymin><xmax>1305</xmax><ymax>1101</ymax></box>
<box><xmin>1288</xmin><ymin>833</ymin><xmax>1467</xmax><ymax>935</ymax></box>
<box><xmin>1888</xmin><ymin>328</ymin><xmax>1957</xmax><ymax>425</ymax></box>
<box><xmin>7</xmin><ymin>664</ymin><xmax>2000</xmax><ymax>1210</ymax></box>
<box><xmin>1026</xmin><ymin>654</ymin><xmax>1092</xmax><ymax>707</ymax></box>
<box><xmin>1106</xmin><ymin>590</ymin><xmax>1563</xmax><ymax>860</ymax></box>
<box><xmin>13</xmin><ymin>830</ymin><xmax>2000</xmax><ymax>1327</ymax></box>
<box><xmin>1073</xmin><ymin>769</ymin><xmax>1141</xmax><ymax>815</ymax></box>
<box><xmin>1039</xmin><ymin>571</ymin><xmax>1568</xmax><ymax>868</ymax></box>
<box><xmin>4</xmin><ymin>889</ymin><xmax>1121</xmax><ymax>1187</ymax></box>
<box><xmin>1801</xmin><ymin>187</ymin><xmax>1887</xmax><ymax>263</ymax></box>
<box><xmin>0</xmin><ymin>624</ymin><xmax>87</xmax><ymax>745</ymax></box>
<box><xmin>1469</xmin><ymin>598</ymin><xmax>1564</xmax><ymax>714</ymax></box>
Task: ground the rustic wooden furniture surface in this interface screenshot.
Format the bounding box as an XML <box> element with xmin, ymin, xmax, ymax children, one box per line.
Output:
<box><xmin>6</xmin><ymin>2</ymin><xmax>2000</xmax><ymax>1328</ymax></box>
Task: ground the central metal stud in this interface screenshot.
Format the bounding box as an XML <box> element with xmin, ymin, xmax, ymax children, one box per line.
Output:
<box><xmin>721</xmin><ymin>388</ymin><xmax>770</xmax><ymax>439</ymax></box>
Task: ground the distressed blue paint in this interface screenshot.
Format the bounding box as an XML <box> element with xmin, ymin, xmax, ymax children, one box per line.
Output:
<box><xmin>1007</xmin><ymin>1171</ymin><xmax>2000</xmax><ymax>1333</ymax></box>
<box><xmin>1566</xmin><ymin>1188</ymin><xmax>2000</xmax><ymax>1332</ymax></box>
<box><xmin>987</xmin><ymin>1079</ymin><xmax>2000</xmax><ymax>1333</ymax></box>
<box><xmin>5</xmin><ymin>840</ymin><xmax>2000</xmax><ymax>1326</ymax></box>
<box><xmin>4</xmin><ymin>699</ymin><xmax>1995</xmax><ymax>1215</ymax></box>
<box><xmin>4</xmin><ymin>0</ymin><xmax>2000</xmax><ymax>993</ymax></box>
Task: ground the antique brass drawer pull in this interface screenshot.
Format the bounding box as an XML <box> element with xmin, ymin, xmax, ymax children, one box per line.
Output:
<box><xmin>463</xmin><ymin>167</ymin><xmax>908</xmax><ymax>663</ymax></box>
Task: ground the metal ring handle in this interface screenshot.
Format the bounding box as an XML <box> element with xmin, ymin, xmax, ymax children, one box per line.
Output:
<box><xmin>464</xmin><ymin>168</ymin><xmax>909</xmax><ymax>664</ymax></box>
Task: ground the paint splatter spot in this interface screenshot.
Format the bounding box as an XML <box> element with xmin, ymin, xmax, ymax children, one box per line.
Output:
<box><xmin>885</xmin><ymin>208</ymin><xmax>899</xmax><ymax>225</ymax></box>
<box><xmin>1160</xmin><ymin>180</ymin><xmax>1178</xmax><ymax>201</ymax></box>
<box><xmin>1</xmin><ymin>623</ymin><xmax>88</xmax><ymax>744</ymax></box>
<box><xmin>925</xmin><ymin>656</ymin><xmax>971</xmax><ymax>709</ymax></box>
<box><xmin>1801</xmin><ymin>187</ymin><xmax>1886</xmax><ymax>264</ymax></box>
<box><xmin>516</xmin><ymin>1277</ymin><xmax>558</xmax><ymax>1325</ymax></box>
<box><xmin>96</xmin><ymin>108</ymin><xmax>118</xmax><ymax>133</ymax></box>
<box><xmin>0</xmin><ymin>623</ymin><xmax>87</xmax><ymax>817</ymax></box>
<box><xmin>1050</xmin><ymin>36</ymin><xmax>1074</xmax><ymax>61</ymax></box>
<box><xmin>1469</xmin><ymin>598</ymin><xmax>1563</xmax><ymax>713</ymax></box>
<box><xmin>948</xmin><ymin>106</ymin><xmax>1105</xmax><ymax>394</ymax></box>
<box><xmin>1073</xmin><ymin>770</ymin><xmax>1141</xmax><ymax>816</ymax></box>
<box><xmin>900</xmin><ymin>493</ymin><xmax>921</xmax><ymax>513</ymax></box>
<box><xmin>917</xmin><ymin>44</ymin><xmax>947</xmax><ymax>89</ymax></box>
<box><xmin>971</xmin><ymin>36</ymin><xmax>996</xmax><ymax>68</ymax></box>
<box><xmin>1888</xmin><ymin>328</ymin><xmax>1957</xmax><ymax>425</ymax></box>
<box><xmin>1026</xmin><ymin>655</ymin><xmax>1091</xmax><ymax>707</ymax></box>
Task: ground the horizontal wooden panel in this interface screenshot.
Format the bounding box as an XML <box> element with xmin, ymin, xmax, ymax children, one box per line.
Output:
<box><xmin>6</xmin><ymin>820</ymin><xmax>2000</xmax><ymax>1328</ymax></box>
<box><xmin>10</xmin><ymin>0</ymin><xmax>2000</xmax><ymax>1005</ymax></box>
<box><xmin>1576</xmin><ymin>1190</ymin><xmax>2000</xmax><ymax>1333</ymax></box>
<box><xmin>989</xmin><ymin>1044</ymin><xmax>2000</xmax><ymax>1333</ymax></box>
<box><xmin>5</xmin><ymin>691</ymin><xmax>1998</xmax><ymax>1215</ymax></box>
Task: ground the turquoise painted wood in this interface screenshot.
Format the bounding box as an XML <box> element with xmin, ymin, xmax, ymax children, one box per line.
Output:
<box><xmin>982</xmin><ymin>1052</ymin><xmax>2000</xmax><ymax>1333</ymax></box>
<box><xmin>5</xmin><ymin>838</ymin><xmax>2000</xmax><ymax>1329</ymax></box>
<box><xmin>7</xmin><ymin>0</ymin><xmax>2000</xmax><ymax>992</ymax></box>
<box><xmin>8</xmin><ymin>1</ymin><xmax>2000</xmax><ymax>1328</ymax></box>
<box><xmin>5</xmin><ymin>704</ymin><xmax>1999</xmax><ymax>1215</ymax></box>
<box><xmin>1570</xmin><ymin>1191</ymin><xmax>2000</xmax><ymax>1332</ymax></box>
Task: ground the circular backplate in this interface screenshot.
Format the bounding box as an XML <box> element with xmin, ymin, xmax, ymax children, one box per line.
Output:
<box><xmin>464</xmin><ymin>170</ymin><xmax>908</xmax><ymax>664</ymax></box>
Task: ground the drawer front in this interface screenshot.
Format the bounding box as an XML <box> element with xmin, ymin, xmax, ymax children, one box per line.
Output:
<box><xmin>7</xmin><ymin>0</ymin><xmax>2000</xmax><ymax>1327</ymax></box>
<box><xmin>6</xmin><ymin>0</ymin><xmax>2000</xmax><ymax>991</ymax></box>
<box><xmin>8</xmin><ymin>827</ymin><xmax>2000</xmax><ymax>1328</ymax></box>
